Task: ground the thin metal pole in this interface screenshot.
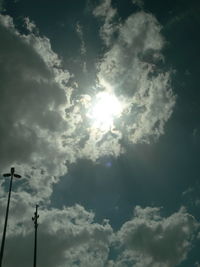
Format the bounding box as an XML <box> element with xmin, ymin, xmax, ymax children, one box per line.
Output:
<box><xmin>32</xmin><ymin>205</ymin><xmax>39</xmax><ymax>267</ymax></box>
<box><xmin>0</xmin><ymin>168</ymin><xmax>14</xmax><ymax>267</ymax></box>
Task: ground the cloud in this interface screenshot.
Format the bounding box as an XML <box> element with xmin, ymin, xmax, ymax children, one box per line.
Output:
<box><xmin>53</xmin><ymin>6</ymin><xmax>176</xmax><ymax>161</ymax></box>
<box><xmin>132</xmin><ymin>0</ymin><xmax>144</xmax><ymax>9</ymax></box>
<box><xmin>1</xmin><ymin>203</ymin><xmax>113</xmax><ymax>267</ymax></box>
<box><xmin>182</xmin><ymin>183</ymin><xmax>200</xmax><ymax>207</ymax></box>
<box><xmin>0</xmin><ymin>11</ymin><xmax>122</xmax><ymax>195</ymax></box>
<box><xmin>0</xmin><ymin>6</ymin><xmax>176</xmax><ymax>189</ymax></box>
<box><xmin>76</xmin><ymin>22</ymin><xmax>87</xmax><ymax>56</ymax></box>
<box><xmin>1</xmin><ymin>189</ymin><xmax>199</xmax><ymax>267</ymax></box>
<box><xmin>93</xmin><ymin>0</ymin><xmax>118</xmax><ymax>46</ymax></box>
<box><xmin>24</xmin><ymin>17</ymin><xmax>37</xmax><ymax>33</ymax></box>
<box><xmin>115</xmin><ymin>206</ymin><xmax>199</xmax><ymax>267</ymax></box>
<box><xmin>96</xmin><ymin>10</ymin><xmax>176</xmax><ymax>144</ymax></box>
<box><xmin>75</xmin><ymin>22</ymin><xmax>88</xmax><ymax>74</ymax></box>
<box><xmin>56</xmin><ymin>7</ymin><xmax>177</xmax><ymax>164</ymax></box>
<box><xmin>0</xmin><ymin>14</ymin><xmax>73</xmax><ymax>200</ymax></box>
<box><xmin>165</xmin><ymin>5</ymin><xmax>199</xmax><ymax>30</ymax></box>
<box><xmin>0</xmin><ymin>6</ymin><xmax>195</xmax><ymax>267</ymax></box>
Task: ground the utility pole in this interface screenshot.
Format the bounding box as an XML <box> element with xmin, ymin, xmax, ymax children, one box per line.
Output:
<box><xmin>0</xmin><ymin>167</ymin><xmax>21</xmax><ymax>267</ymax></box>
<box><xmin>32</xmin><ymin>205</ymin><xmax>39</xmax><ymax>267</ymax></box>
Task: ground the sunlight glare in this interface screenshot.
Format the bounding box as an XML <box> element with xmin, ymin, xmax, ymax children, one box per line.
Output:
<box><xmin>88</xmin><ymin>91</ymin><xmax>122</xmax><ymax>131</ymax></box>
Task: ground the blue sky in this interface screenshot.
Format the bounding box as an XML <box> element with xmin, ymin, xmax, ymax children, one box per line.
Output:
<box><xmin>0</xmin><ymin>0</ymin><xmax>200</xmax><ymax>266</ymax></box>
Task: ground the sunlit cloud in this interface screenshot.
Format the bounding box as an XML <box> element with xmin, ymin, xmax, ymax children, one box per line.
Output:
<box><xmin>0</xmin><ymin>2</ymin><xmax>176</xmax><ymax>201</ymax></box>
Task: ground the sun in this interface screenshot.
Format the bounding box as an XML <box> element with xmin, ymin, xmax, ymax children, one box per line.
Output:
<box><xmin>87</xmin><ymin>91</ymin><xmax>122</xmax><ymax>131</ymax></box>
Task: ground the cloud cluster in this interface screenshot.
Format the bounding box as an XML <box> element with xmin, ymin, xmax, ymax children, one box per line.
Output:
<box><xmin>114</xmin><ymin>206</ymin><xmax>199</xmax><ymax>267</ymax></box>
<box><xmin>0</xmin><ymin>4</ymin><xmax>187</xmax><ymax>266</ymax></box>
<box><xmin>0</xmin><ymin>0</ymin><xmax>176</xmax><ymax>196</ymax></box>
<box><xmin>2</xmin><ymin>204</ymin><xmax>113</xmax><ymax>267</ymax></box>
<box><xmin>0</xmin><ymin>14</ymin><xmax>73</xmax><ymax>199</ymax></box>
<box><xmin>63</xmin><ymin>2</ymin><xmax>176</xmax><ymax>161</ymax></box>
<box><xmin>1</xmin><ymin>203</ymin><xmax>198</xmax><ymax>267</ymax></box>
<box><xmin>96</xmin><ymin>7</ymin><xmax>176</xmax><ymax>144</ymax></box>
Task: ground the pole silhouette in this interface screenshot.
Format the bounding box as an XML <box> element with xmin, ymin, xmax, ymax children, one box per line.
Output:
<box><xmin>32</xmin><ymin>205</ymin><xmax>39</xmax><ymax>267</ymax></box>
<box><xmin>0</xmin><ymin>167</ymin><xmax>21</xmax><ymax>267</ymax></box>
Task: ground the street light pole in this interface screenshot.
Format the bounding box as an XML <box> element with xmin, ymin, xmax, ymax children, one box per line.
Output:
<box><xmin>0</xmin><ymin>167</ymin><xmax>21</xmax><ymax>267</ymax></box>
<box><xmin>32</xmin><ymin>205</ymin><xmax>39</xmax><ymax>267</ymax></box>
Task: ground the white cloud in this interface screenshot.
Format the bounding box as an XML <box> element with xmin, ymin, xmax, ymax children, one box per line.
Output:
<box><xmin>132</xmin><ymin>0</ymin><xmax>144</xmax><ymax>9</ymax></box>
<box><xmin>0</xmin><ymin>7</ymin><xmax>196</xmax><ymax>267</ymax></box>
<box><xmin>182</xmin><ymin>183</ymin><xmax>200</xmax><ymax>209</ymax></box>
<box><xmin>75</xmin><ymin>22</ymin><xmax>88</xmax><ymax>73</ymax></box>
<box><xmin>0</xmin><ymin>12</ymin><xmax>122</xmax><ymax>183</ymax></box>
<box><xmin>1</xmin><ymin>203</ymin><xmax>113</xmax><ymax>267</ymax></box>
<box><xmin>96</xmin><ymin>11</ymin><xmax>176</xmax><ymax>144</ymax></box>
<box><xmin>1</xmin><ymin>190</ymin><xmax>199</xmax><ymax>267</ymax></box>
<box><xmin>80</xmin><ymin>134</ymin><xmax>123</xmax><ymax>161</ymax></box>
<box><xmin>0</xmin><ymin>14</ymin><xmax>73</xmax><ymax>200</ymax></box>
<box><xmin>59</xmin><ymin>8</ymin><xmax>176</xmax><ymax>161</ymax></box>
<box><xmin>116</xmin><ymin>206</ymin><xmax>199</xmax><ymax>267</ymax></box>
<box><xmin>76</xmin><ymin>22</ymin><xmax>86</xmax><ymax>56</ymax></box>
<box><xmin>93</xmin><ymin>0</ymin><xmax>118</xmax><ymax>46</ymax></box>
<box><xmin>24</xmin><ymin>17</ymin><xmax>37</xmax><ymax>33</ymax></box>
<box><xmin>182</xmin><ymin>187</ymin><xmax>194</xmax><ymax>196</ymax></box>
<box><xmin>0</xmin><ymin>8</ymin><xmax>176</xmax><ymax>189</ymax></box>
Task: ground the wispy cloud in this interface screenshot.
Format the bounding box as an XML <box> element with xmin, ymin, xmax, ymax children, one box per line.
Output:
<box><xmin>182</xmin><ymin>183</ymin><xmax>200</xmax><ymax>209</ymax></box>
<box><xmin>76</xmin><ymin>22</ymin><xmax>87</xmax><ymax>56</ymax></box>
<box><xmin>132</xmin><ymin>0</ymin><xmax>144</xmax><ymax>9</ymax></box>
<box><xmin>93</xmin><ymin>0</ymin><xmax>118</xmax><ymax>46</ymax></box>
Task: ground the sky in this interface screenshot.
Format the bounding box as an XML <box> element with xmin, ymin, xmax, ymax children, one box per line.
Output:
<box><xmin>0</xmin><ymin>0</ymin><xmax>200</xmax><ymax>266</ymax></box>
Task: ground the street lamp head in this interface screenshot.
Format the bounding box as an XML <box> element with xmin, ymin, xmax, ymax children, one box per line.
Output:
<box><xmin>3</xmin><ymin>173</ymin><xmax>11</xmax><ymax>177</ymax></box>
<box><xmin>0</xmin><ymin>167</ymin><xmax>21</xmax><ymax>267</ymax></box>
<box><xmin>14</xmin><ymin>174</ymin><xmax>21</xmax><ymax>178</ymax></box>
<box><xmin>3</xmin><ymin>168</ymin><xmax>21</xmax><ymax>178</ymax></box>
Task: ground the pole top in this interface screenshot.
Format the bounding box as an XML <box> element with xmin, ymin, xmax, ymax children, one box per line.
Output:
<box><xmin>3</xmin><ymin>167</ymin><xmax>21</xmax><ymax>179</ymax></box>
<box><xmin>11</xmin><ymin>167</ymin><xmax>15</xmax><ymax>175</ymax></box>
<box><xmin>32</xmin><ymin>205</ymin><xmax>39</xmax><ymax>228</ymax></box>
